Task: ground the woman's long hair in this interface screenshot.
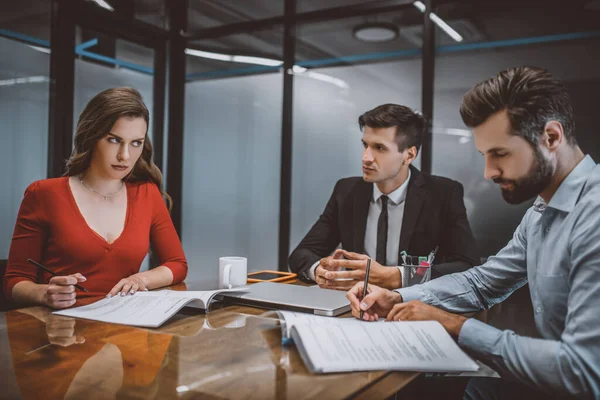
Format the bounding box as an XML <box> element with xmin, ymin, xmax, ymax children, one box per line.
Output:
<box><xmin>64</xmin><ymin>87</ymin><xmax>172</xmax><ymax>210</ymax></box>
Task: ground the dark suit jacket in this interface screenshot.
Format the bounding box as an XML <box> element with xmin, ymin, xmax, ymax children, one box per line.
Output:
<box><xmin>289</xmin><ymin>166</ymin><xmax>479</xmax><ymax>282</ymax></box>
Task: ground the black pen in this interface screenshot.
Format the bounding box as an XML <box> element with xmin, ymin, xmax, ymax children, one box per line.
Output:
<box><xmin>359</xmin><ymin>258</ymin><xmax>371</xmax><ymax>320</ymax></box>
<box><xmin>27</xmin><ymin>259</ymin><xmax>89</xmax><ymax>292</ymax></box>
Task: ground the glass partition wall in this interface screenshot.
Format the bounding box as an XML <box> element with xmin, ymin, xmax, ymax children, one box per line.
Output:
<box><xmin>0</xmin><ymin>1</ymin><xmax>51</xmax><ymax>258</ymax></box>
<box><xmin>182</xmin><ymin>29</ymin><xmax>284</xmax><ymax>284</ymax></box>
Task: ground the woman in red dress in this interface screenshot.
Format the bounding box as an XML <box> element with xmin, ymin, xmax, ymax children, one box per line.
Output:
<box><xmin>4</xmin><ymin>87</ymin><xmax>188</xmax><ymax>308</ymax></box>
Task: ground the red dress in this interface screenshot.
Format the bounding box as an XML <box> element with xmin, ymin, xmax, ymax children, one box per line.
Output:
<box><xmin>4</xmin><ymin>177</ymin><xmax>188</xmax><ymax>300</ymax></box>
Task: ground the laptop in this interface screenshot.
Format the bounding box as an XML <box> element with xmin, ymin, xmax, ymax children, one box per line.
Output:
<box><xmin>217</xmin><ymin>282</ymin><xmax>351</xmax><ymax>316</ymax></box>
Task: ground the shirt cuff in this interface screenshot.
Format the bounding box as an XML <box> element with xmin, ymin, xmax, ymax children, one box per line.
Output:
<box><xmin>396</xmin><ymin>266</ymin><xmax>404</xmax><ymax>288</ymax></box>
<box><xmin>458</xmin><ymin>317</ymin><xmax>504</xmax><ymax>359</ymax></box>
<box><xmin>395</xmin><ymin>284</ymin><xmax>425</xmax><ymax>302</ymax></box>
<box><xmin>307</xmin><ymin>260</ymin><xmax>320</xmax><ymax>282</ymax></box>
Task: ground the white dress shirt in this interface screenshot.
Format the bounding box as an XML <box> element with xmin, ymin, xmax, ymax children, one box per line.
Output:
<box><xmin>308</xmin><ymin>170</ymin><xmax>411</xmax><ymax>282</ymax></box>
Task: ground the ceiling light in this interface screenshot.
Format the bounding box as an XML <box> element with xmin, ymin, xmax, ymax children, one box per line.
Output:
<box><xmin>429</xmin><ymin>13</ymin><xmax>463</xmax><ymax>42</ymax></box>
<box><xmin>413</xmin><ymin>1</ymin><xmax>426</xmax><ymax>12</ymax></box>
<box><xmin>185</xmin><ymin>48</ymin><xmax>283</xmax><ymax>67</ymax></box>
<box><xmin>185</xmin><ymin>48</ymin><xmax>348</xmax><ymax>89</ymax></box>
<box><xmin>292</xmin><ymin>65</ymin><xmax>307</xmax><ymax>73</ymax></box>
<box><xmin>413</xmin><ymin>1</ymin><xmax>463</xmax><ymax>42</ymax></box>
<box><xmin>353</xmin><ymin>23</ymin><xmax>399</xmax><ymax>43</ymax></box>
<box><xmin>28</xmin><ymin>45</ymin><xmax>51</xmax><ymax>54</ymax></box>
<box><xmin>184</xmin><ymin>48</ymin><xmax>348</xmax><ymax>89</ymax></box>
<box><xmin>90</xmin><ymin>0</ymin><xmax>114</xmax><ymax>11</ymax></box>
<box><xmin>0</xmin><ymin>76</ymin><xmax>50</xmax><ymax>87</ymax></box>
<box><xmin>231</xmin><ymin>55</ymin><xmax>282</xmax><ymax>67</ymax></box>
<box><xmin>185</xmin><ymin>48</ymin><xmax>233</xmax><ymax>62</ymax></box>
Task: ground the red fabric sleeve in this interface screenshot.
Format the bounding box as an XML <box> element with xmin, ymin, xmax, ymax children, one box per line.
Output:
<box><xmin>4</xmin><ymin>181</ymin><xmax>48</xmax><ymax>301</ymax></box>
<box><xmin>149</xmin><ymin>184</ymin><xmax>188</xmax><ymax>284</ymax></box>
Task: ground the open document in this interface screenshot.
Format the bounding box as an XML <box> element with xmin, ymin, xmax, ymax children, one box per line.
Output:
<box><xmin>54</xmin><ymin>288</ymin><xmax>245</xmax><ymax>328</ymax></box>
<box><xmin>267</xmin><ymin>310</ymin><xmax>382</xmax><ymax>344</ymax></box>
<box><xmin>290</xmin><ymin>319</ymin><xmax>479</xmax><ymax>374</ymax></box>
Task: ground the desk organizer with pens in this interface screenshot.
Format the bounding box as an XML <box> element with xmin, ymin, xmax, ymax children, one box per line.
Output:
<box><xmin>400</xmin><ymin>254</ymin><xmax>433</xmax><ymax>287</ymax></box>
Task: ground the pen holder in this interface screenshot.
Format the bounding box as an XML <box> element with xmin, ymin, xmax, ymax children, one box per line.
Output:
<box><xmin>400</xmin><ymin>262</ymin><xmax>432</xmax><ymax>287</ymax></box>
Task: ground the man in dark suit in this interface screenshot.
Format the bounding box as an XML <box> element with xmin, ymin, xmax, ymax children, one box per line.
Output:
<box><xmin>289</xmin><ymin>104</ymin><xmax>478</xmax><ymax>290</ymax></box>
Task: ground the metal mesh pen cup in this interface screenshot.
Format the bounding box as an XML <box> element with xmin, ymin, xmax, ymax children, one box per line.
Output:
<box><xmin>401</xmin><ymin>264</ymin><xmax>432</xmax><ymax>287</ymax></box>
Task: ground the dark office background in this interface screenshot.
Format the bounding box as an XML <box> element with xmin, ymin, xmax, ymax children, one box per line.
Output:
<box><xmin>1</xmin><ymin>0</ymin><xmax>599</xmax><ymax>288</ymax></box>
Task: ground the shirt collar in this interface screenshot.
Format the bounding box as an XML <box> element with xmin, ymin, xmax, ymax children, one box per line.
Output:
<box><xmin>534</xmin><ymin>155</ymin><xmax>596</xmax><ymax>213</ymax></box>
<box><xmin>373</xmin><ymin>169</ymin><xmax>411</xmax><ymax>205</ymax></box>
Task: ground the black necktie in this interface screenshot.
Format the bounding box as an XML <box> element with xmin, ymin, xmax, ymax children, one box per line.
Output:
<box><xmin>376</xmin><ymin>195</ymin><xmax>389</xmax><ymax>266</ymax></box>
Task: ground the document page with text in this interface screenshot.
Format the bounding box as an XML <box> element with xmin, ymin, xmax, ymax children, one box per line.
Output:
<box><xmin>274</xmin><ymin>310</ymin><xmax>382</xmax><ymax>339</ymax></box>
<box><xmin>291</xmin><ymin>320</ymin><xmax>478</xmax><ymax>373</ymax></box>
<box><xmin>54</xmin><ymin>289</ymin><xmax>245</xmax><ymax>328</ymax></box>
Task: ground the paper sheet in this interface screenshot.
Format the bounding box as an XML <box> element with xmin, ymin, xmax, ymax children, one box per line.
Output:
<box><xmin>54</xmin><ymin>288</ymin><xmax>245</xmax><ymax>328</ymax></box>
<box><xmin>291</xmin><ymin>320</ymin><xmax>479</xmax><ymax>373</ymax></box>
<box><xmin>276</xmin><ymin>310</ymin><xmax>382</xmax><ymax>339</ymax></box>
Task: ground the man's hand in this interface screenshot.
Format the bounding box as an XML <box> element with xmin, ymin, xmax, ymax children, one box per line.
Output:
<box><xmin>346</xmin><ymin>282</ymin><xmax>402</xmax><ymax>321</ymax></box>
<box><xmin>387</xmin><ymin>300</ymin><xmax>467</xmax><ymax>337</ymax></box>
<box><xmin>315</xmin><ymin>249</ymin><xmax>345</xmax><ymax>288</ymax></box>
<box><xmin>318</xmin><ymin>250</ymin><xmax>401</xmax><ymax>290</ymax></box>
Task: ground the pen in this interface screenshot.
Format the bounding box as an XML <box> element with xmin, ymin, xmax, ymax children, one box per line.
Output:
<box><xmin>359</xmin><ymin>258</ymin><xmax>371</xmax><ymax>320</ymax></box>
<box><xmin>27</xmin><ymin>259</ymin><xmax>89</xmax><ymax>292</ymax></box>
<box><xmin>427</xmin><ymin>246</ymin><xmax>439</xmax><ymax>265</ymax></box>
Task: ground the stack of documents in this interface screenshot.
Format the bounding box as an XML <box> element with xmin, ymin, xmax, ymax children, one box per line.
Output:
<box><xmin>274</xmin><ymin>311</ymin><xmax>478</xmax><ymax>374</ymax></box>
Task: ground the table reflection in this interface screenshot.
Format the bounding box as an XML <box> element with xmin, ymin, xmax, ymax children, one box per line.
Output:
<box><xmin>3</xmin><ymin>301</ymin><xmax>286</xmax><ymax>399</ymax></box>
<box><xmin>6</xmin><ymin>306</ymin><xmax>172</xmax><ymax>399</ymax></box>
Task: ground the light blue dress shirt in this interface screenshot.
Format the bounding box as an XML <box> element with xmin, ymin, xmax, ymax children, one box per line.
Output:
<box><xmin>398</xmin><ymin>155</ymin><xmax>600</xmax><ymax>398</ymax></box>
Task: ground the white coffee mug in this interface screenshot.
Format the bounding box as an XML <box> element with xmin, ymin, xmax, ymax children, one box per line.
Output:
<box><xmin>219</xmin><ymin>256</ymin><xmax>247</xmax><ymax>289</ymax></box>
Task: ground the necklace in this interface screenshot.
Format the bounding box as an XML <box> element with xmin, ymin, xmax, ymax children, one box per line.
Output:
<box><xmin>79</xmin><ymin>176</ymin><xmax>124</xmax><ymax>200</ymax></box>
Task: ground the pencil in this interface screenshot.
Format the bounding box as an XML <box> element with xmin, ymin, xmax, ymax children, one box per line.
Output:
<box><xmin>27</xmin><ymin>259</ymin><xmax>89</xmax><ymax>292</ymax></box>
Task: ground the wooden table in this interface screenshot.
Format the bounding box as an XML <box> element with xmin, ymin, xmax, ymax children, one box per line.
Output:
<box><xmin>0</xmin><ymin>282</ymin><xmax>419</xmax><ymax>399</ymax></box>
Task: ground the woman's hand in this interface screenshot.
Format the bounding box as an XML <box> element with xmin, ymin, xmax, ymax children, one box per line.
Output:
<box><xmin>41</xmin><ymin>274</ymin><xmax>87</xmax><ymax>309</ymax></box>
<box><xmin>107</xmin><ymin>274</ymin><xmax>149</xmax><ymax>298</ymax></box>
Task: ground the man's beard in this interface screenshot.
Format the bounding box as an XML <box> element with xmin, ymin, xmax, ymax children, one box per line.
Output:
<box><xmin>494</xmin><ymin>146</ymin><xmax>554</xmax><ymax>204</ymax></box>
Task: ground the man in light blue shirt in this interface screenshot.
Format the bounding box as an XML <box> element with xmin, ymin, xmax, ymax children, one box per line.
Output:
<box><xmin>345</xmin><ymin>66</ymin><xmax>600</xmax><ymax>399</ymax></box>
